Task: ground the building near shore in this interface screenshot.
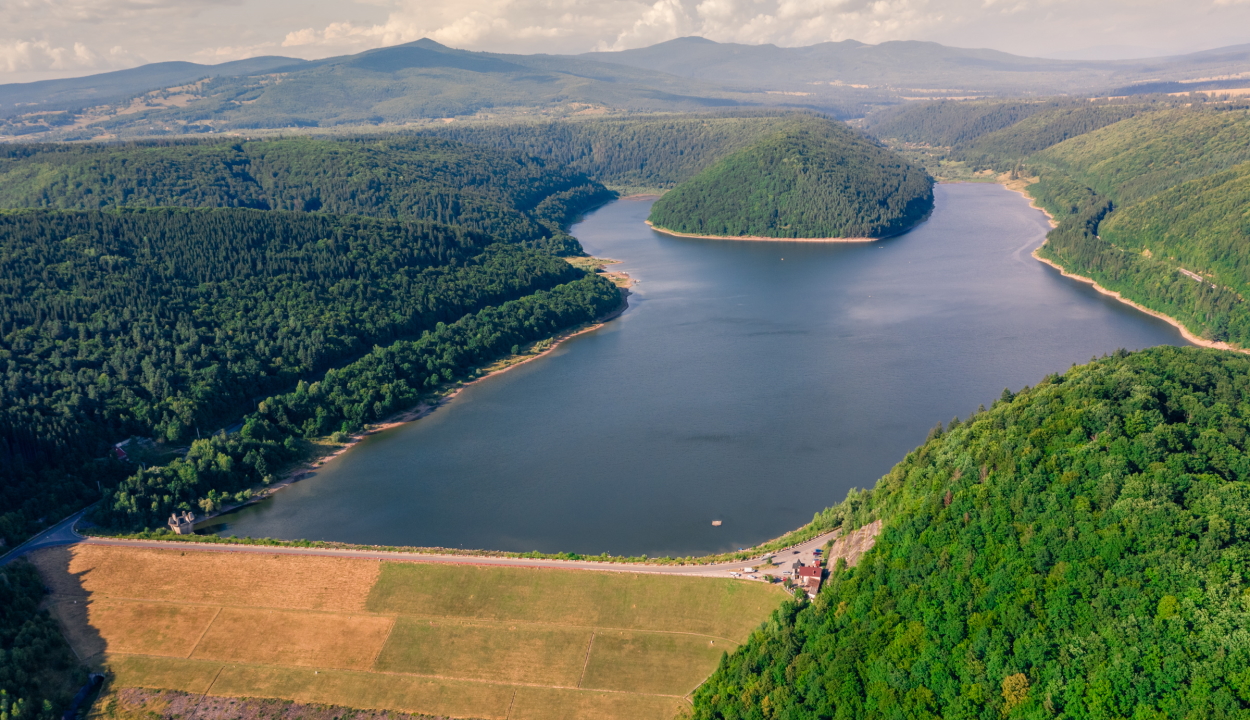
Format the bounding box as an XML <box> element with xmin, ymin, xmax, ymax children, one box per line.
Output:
<box><xmin>797</xmin><ymin>565</ymin><xmax>823</xmax><ymax>597</ymax></box>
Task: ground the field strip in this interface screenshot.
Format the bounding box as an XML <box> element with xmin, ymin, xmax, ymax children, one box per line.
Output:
<box><xmin>368</xmin><ymin>616</ymin><xmax>398</xmax><ymax>668</ymax></box>
<box><xmin>110</xmin><ymin>654</ymin><xmax>690</xmax><ymax>698</ymax></box>
<box><xmin>576</xmin><ymin>632</ymin><xmax>595</xmax><ymax>688</ymax></box>
<box><xmin>185</xmin><ymin>607</ymin><xmax>222</xmax><ymax>659</ymax></box>
<box><xmin>65</xmin><ymin>596</ymin><xmax>745</xmax><ymax>645</ymax></box>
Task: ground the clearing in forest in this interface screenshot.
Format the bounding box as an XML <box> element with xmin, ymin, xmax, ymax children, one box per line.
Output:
<box><xmin>30</xmin><ymin>544</ymin><xmax>786</xmax><ymax>720</ymax></box>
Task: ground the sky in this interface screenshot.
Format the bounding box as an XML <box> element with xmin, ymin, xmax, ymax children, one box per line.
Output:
<box><xmin>3</xmin><ymin>0</ymin><xmax>1250</xmax><ymax>84</ymax></box>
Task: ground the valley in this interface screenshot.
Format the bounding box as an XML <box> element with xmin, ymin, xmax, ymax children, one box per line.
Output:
<box><xmin>2</xmin><ymin>24</ymin><xmax>1250</xmax><ymax>720</ymax></box>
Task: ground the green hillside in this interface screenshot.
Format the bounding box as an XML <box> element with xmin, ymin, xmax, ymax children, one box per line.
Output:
<box><xmin>646</xmin><ymin>117</ymin><xmax>932</xmax><ymax>238</ymax></box>
<box><xmin>418</xmin><ymin>112</ymin><xmax>807</xmax><ymax>193</ymax></box>
<box><xmin>0</xmin><ymin>136</ymin><xmax>613</xmax><ymax>254</ymax></box>
<box><xmin>694</xmin><ymin>345</ymin><xmax>1250</xmax><ymax>719</ymax></box>
<box><xmin>0</xmin><ymin>207</ymin><xmax>618</xmax><ymax>546</ymax></box>
<box><xmin>1029</xmin><ymin>107</ymin><xmax>1250</xmax><ymax>205</ymax></box>
<box><xmin>866</xmin><ymin>99</ymin><xmax>1250</xmax><ymax>348</ymax></box>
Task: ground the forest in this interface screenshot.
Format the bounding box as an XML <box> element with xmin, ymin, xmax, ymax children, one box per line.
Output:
<box><xmin>0</xmin><ymin>208</ymin><xmax>600</xmax><ymax>546</ymax></box>
<box><xmin>693</xmin><ymin>345</ymin><xmax>1250</xmax><ymax>719</ymax></box>
<box><xmin>416</xmin><ymin>111</ymin><xmax>809</xmax><ymax>193</ymax></box>
<box><xmin>867</xmin><ymin>99</ymin><xmax>1250</xmax><ymax>349</ymax></box>
<box><xmin>0</xmin><ymin>136</ymin><xmax>614</xmax><ymax>254</ymax></box>
<box><xmin>647</xmin><ymin>116</ymin><xmax>933</xmax><ymax>239</ymax></box>
<box><xmin>0</xmin><ymin>562</ymin><xmax>80</xmax><ymax>720</ymax></box>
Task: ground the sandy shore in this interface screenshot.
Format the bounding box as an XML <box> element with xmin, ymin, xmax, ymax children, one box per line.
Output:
<box><xmin>645</xmin><ymin>220</ymin><xmax>876</xmax><ymax>243</ymax></box>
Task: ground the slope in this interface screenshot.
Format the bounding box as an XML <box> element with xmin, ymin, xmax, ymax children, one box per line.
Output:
<box><xmin>694</xmin><ymin>345</ymin><xmax>1250</xmax><ymax>719</ymax></box>
<box><xmin>417</xmin><ymin>111</ymin><xmax>817</xmax><ymax>193</ymax></box>
<box><xmin>647</xmin><ymin>116</ymin><xmax>932</xmax><ymax>239</ymax></box>
<box><xmin>0</xmin><ymin>136</ymin><xmax>611</xmax><ymax>254</ymax></box>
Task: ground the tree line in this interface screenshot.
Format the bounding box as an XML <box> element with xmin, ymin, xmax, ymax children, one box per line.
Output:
<box><xmin>694</xmin><ymin>346</ymin><xmax>1250</xmax><ymax>719</ymax></box>
<box><xmin>0</xmin><ymin>207</ymin><xmax>589</xmax><ymax>547</ymax></box>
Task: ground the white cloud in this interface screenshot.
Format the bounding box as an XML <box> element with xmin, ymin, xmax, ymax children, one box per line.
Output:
<box><xmin>0</xmin><ymin>38</ymin><xmax>141</xmax><ymax>73</ymax></box>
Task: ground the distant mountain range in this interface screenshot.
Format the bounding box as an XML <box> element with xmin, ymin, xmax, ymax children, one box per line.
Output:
<box><xmin>4</xmin><ymin>37</ymin><xmax>1250</xmax><ymax>141</ymax></box>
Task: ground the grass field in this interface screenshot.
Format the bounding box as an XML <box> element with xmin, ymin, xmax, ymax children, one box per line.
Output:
<box><xmin>32</xmin><ymin>545</ymin><xmax>786</xmax><ymax>720</ymax></box>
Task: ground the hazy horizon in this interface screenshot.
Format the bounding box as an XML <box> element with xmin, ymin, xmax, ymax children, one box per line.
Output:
<box><xmin>4</xmin><ymin>0</ymin><xmax>1250</xmax><ymax>85</ymax></box>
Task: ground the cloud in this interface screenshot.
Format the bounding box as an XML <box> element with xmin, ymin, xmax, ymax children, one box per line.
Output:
<box><xmin>277</xmin><ymin>0</ymin><xmax>954</xmax><ymax>56</ymax></box>
<box><xmin>0</xmin><ymin>38</ymin><xmax>140</xmax><ymax>73</ymax></box>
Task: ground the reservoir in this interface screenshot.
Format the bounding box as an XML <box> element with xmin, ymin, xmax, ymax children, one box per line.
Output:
<box><xmin>211</xmin><ymin>184</ymin><xmax>1189</xmax><ymax>556</ymax></box>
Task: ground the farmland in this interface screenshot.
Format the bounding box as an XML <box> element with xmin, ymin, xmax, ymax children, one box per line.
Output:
<box><xmin>29</xmin><ymin>545</ymin><xmax>786</xmax><ymax>720</ymax></box>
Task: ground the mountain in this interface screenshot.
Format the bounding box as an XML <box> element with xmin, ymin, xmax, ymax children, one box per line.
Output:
<box><xmin>582</xmin><ymin>36</ymin><xmax>1250</xmax><ymax>96</ymax></box>
<box><xmin>6</xmin><ymin>37</ymin><xmax>1250</xmax><ymax>141</ymax></box>
<box><xmin>0</xmin><ymin>41</ymin><xmax>776</xmax><ymax>141</ymax></box>
<box><xmin>646</xmin><ymin>115</ymin><xmax>933</xmax><ymax>239</ymax></box>
<box><xmin>0</xmin><ymin>56</ymin><xmax>305</xmax><ymax>114</ymax></box>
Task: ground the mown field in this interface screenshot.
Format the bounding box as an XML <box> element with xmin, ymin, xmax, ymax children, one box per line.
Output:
<box><xmin>29</xmin><ymin>545</ymin><xmax>786</xmax><ymax>720</ymax></box>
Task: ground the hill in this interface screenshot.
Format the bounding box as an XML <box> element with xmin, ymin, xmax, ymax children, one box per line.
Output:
<box><xmin>416</xmin><ymin>111</ymin><xmax>819</xmax><ymax>193</ymax></box>
<box><xmin>864</xmin><ymin>99</ymin><xmax>1250</xmax><ymax>348</ymax></box>
<box><xmin>0</xmin><ymin>136</ymin><xmax>611</xmax><ymax>254</ymax></box>
<box><xmin>646</xmin><ymin>116</ymin><xmax>932</xmax><ymax>239</ymax></box>
<box><xmin>0</xmin><ymin>207</ymin><xmax>620</xmax><ymax>545</ymax></box>
<box><xmin>0</xmin><ymin>56</ymin><xmax>305</xmax><ymax>120</ymax></box>
<box><xmin>693</xmin><ymin>345</ymin><xmax>1250</xmax><ymax>719</ymax></box>
<box><xmin>0</xmin><ymin>41</ymin><xmax>797</xmax><ymax>141</ymax></box>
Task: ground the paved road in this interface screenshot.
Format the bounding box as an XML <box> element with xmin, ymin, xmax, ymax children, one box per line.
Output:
<box><xmin>0</xmin><ymin>509</ymin><xmax>89</xmax><ymax>565</ymax></box>
<box><xmin>75</xmin><ymin>530</ymin><xmax>838</xmax><ymax>578</ymax></box>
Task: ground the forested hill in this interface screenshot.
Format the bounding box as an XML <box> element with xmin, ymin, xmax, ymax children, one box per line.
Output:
<box><xmin>694</xmin><ymin>345</ymin><xmax>1250</xmax><ymax>719</ymax></box>
<box><xmin>865</xmin><ymin>99</ymin><xmax>1250</xmax><ymax>348</ymax></box>
<box><xmin>647</xmin><ymin>116</ymin><xmax>932</xmax><ymax>239</ymax></box>
<box><xmin>416</xmin><ymin>112</ymin><xmax>807</xmax><ymax>193</ymax></box>
<box><xmin>0</xmin><ymin>207</ymin><xmax>618</xmax><ymax>546</ymax></box>
<box><xmin>0</xmin><ymin>136</ymin><xmax>613</xmax><ymax>254</ymax></box>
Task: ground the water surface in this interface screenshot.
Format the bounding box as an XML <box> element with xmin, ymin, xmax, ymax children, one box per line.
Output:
<box><xmin>212</xmin><ymin>184</ymin><xmax>1188</xmax><ymax>556</ymax></box>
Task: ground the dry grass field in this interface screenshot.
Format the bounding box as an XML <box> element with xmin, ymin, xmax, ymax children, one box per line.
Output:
<box><xmin>31</xmin><ymin>545</ymin><xmax>787</xmax><ymax>720</ymax></box>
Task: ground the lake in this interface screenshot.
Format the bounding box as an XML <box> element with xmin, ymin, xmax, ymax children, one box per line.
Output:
<box><xmin>209</xmin><ymin>183</ymin><xmax>1189</xmax><ymax>556</ymax></box>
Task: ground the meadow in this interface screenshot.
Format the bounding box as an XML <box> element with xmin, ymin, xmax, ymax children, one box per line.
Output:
<box><xmin>29</xmin><ymin>545</ymin><xmax>786</xmax><ymax>720</ymax></box>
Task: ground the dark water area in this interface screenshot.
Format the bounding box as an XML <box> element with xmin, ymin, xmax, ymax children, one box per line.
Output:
<box><xmin>211</xmin><ymin>184</ymin><xmax>1188</xmax><ymax>556</ymax></box>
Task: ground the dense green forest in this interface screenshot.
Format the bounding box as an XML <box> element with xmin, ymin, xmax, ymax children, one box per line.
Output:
<box><xmin>94</xmin><ymin>273</ymin><xmax>620</xmax><ymax>529</ymax></box>
<box><xmin>416</xmin><ymin>112</ymin><xmax>808</xmax><ymax>193</ymax></box>
<box><xmin>867</xmin><ymin>99</ymin><xmax>1250</xmax><ymax>348</ymax></box>
<box><xmin>0</xmin><ymin>562</ymin><xmax>81</xmax><ymax>720</ymax></box>
<box><xmin>0</xmin><ymin>207</ymin><xmax>599</xmax><ymax>546</ymax></box>
<box><xmin>648</xmin><ymin>116</ymin><xmax>933</xmax><ymax>238</ymax></box>
<box><xmin>0</xmin><ymin>136</ymin><xmax>614</xmax><ymax>254</ymax></box>
<box><xmin>694</xmin><ymin>345</ymin><xmax>1250</xmax><ymax>719</ymax></box>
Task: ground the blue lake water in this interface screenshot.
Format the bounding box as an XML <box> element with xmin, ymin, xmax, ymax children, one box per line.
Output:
<box><xmin>210</xmin><ymin>184</ymin><xmax>1189</xmax><ymax>556</ymax></box>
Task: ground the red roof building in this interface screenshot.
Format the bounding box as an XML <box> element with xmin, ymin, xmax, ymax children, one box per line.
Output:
<box><xmin>797</xmin><ymin>565</ymin><xmax>823</xmax><ymax>597</ymax></box>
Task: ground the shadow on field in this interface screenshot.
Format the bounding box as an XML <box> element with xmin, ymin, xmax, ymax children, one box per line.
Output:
<box><xmin>29</xmin><ymin>546</ymin><xmax>109</xmax><ymax>666</ymax></box>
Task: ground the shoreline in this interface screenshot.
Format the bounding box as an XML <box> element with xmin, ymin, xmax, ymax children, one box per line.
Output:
<box><xmin>198</xmin><ymin>274</ymin><xmax>636</xmax><ymax>526</ymax></box>
<box><xmin>645</xmin><ymin>220</ymin><xmax>876</xmax><ymax>243</ymax></box>
<box><xmin>1031</xmin><ymin>250</ymin><xmax>1246</xmax><ymax>354</ymax></box>
<box><xmin>1001</xmin><ymin>175</ymin><xmax>1245</xmax><ymax>354</ymax></box>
